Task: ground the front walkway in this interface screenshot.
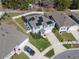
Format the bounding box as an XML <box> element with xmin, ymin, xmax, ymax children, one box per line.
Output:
<box><xmin>45</xmin><ymin>32</ymin><xmax>67</xmax><ymax>55</ymax></box>
<box><xmin>41</xmin><ymin>46</ymin><xmax>53</xmax><ymax>56</ymax></box>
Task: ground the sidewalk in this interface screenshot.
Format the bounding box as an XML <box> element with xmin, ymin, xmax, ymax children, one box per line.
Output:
<box><xmin>41</xmin><ymin>46</ymin><xmax>53</xmax><ymax>55</ymax></box>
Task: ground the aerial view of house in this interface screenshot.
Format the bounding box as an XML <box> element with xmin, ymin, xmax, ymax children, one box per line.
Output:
<box><xmin>0</xmin><ymin>0</ymin><xmax>79</xmax><ymax>59</ymax></box>
<box><xmin>24</xmin><ymin>13</ymin><xmax>55</xmax><ymax>35</ymax></box>
<box><xmin>51</xmin><ymin>11</ymin><xmax>78</xmax><ymax>33</ymax></box>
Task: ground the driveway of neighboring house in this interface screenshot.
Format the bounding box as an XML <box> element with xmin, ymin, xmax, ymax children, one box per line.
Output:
<box><xmin>45</xmin><ymin>32</ymin><xmax>67</xmax><ymax>55</ymax></box>
<box><xmin>18</xmin><ymin>41</ymin><xmax>49</xmax><ymax>59</ymax></box>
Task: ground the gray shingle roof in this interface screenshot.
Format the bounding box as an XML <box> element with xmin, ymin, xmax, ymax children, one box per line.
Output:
<box><xmin>0</xmin><ymin>24</ymin><xmax>27</xmax><ymax>59</ymax></box>
<box><xmin>25</xmin><ymin>14</ymin><xmax>54</xmax><ymax>29</ymax></box>
<box><xmin>71</xmin><ymin>12</ymin><xmax>79</xmax><ymax>21</ymax></box>
<box><xmin>52</xmin><ymin>11</ymin><xmax>77</xmax><ymax>28</ymax></box>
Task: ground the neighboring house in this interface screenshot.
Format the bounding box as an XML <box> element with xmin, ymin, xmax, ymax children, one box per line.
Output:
<box><xmin>51</xmin><ymin>11</ymin><xmax>78</xmax><ymax>33</ymax></box>
<box><xmin>70</xmin><ymin>12</ymin><xmax>79</xmax><ymax>24</ymax></box>
<box><xmin>24</xmin><ymin>13</ymin><xmax>55</xmax><ymax>35</ymax></box>
<box><xmin>0</xmin><ymin>24</ymin><xmax>28</xmax><ymax>59</ymax></box>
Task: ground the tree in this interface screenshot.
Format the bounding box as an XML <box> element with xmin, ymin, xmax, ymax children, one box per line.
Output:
<box><xmin>2</xmin><ymin>0</ymin><xmax>33</xmax><ymax>10</ymax></box>
<box><xmin>54</xmin><ymin>0</ymin><xmax>71</xmax><ymax>11</ymax></box>
<box><xmin>76</xmin><ymin>0</ymin><xmax>79</xmax><ymax>9</ymax></box>
<box><xmin>70</xmin><ymin>0</ymin><xmax>79</xmax><ymax>9</ymax></box>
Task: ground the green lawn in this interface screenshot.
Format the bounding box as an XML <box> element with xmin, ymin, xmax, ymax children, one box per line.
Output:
<box><xmin>52</xmin><ymin>28</ymin><xmax>63</xmax><ymax>42</ymax></box>
<box><xmin>10</xmin><ymin>52</ymin><xmax>29</xmax><ymax>59</ymax></box>
<box><xmin>29</xmin><ymin>33</ymin><xmax>51</xmax><ymax>52</ymax></box>
<box><xmin>15</xmin><ymin>17</ymin><xmax>27</xmax><ymax>30</ymax></box>
<box><xmin>0</xmin><ymin>14</ymin><xmax>12</xmax><ymax>24</ymax></box>
<box><xmin>62</xmin><ymin>33</ymin><xmax>76</xmax><ymax>41</ymax></box>
<box><xmin>63</xmin><ymin>44</ymin><xmax>79</xmax><ymax>49</ymax></box>
<box><xmin>0</xmin><ymin>14</ymin><xmax>26</xmax><ymax>34</ymax></box>
<box><xmin>63</xmin><ymin>44</ymin><xmax>71</xmax><ymax>49</ymax></box>
<box><xmin>45</xmin><ymin>49</ymin><xmax>54</xmax><ymax>58</ymax></box>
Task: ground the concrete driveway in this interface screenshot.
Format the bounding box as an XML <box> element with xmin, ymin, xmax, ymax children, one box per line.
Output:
<box><xmin>45</xmin><ymin>32</ymin><xmax>66</xmax><ymax>54</ymax></box>
<box><xmin>18</xmin><ymin>41</ymin><xmax>49</xmax><ymax>59</ymax></box>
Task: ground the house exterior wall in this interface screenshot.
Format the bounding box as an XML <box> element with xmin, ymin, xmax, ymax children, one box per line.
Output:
<box><xmin>31</xmin><ymin>22</ymin><xmax>55</xmax><ymax>34</ymax></box>
<box><xmin>44</xmin><ymin>24</ymin><xmax>55</xmax><ymax>34</ymax></box>
<box><xmin>32</xmin><ymin>25</ymin><xmax>42</xmax><ymax>33</ymax></box>
<box><xmin>59</xmin><ymin>26</ymin><xmax>68</xmax><ymax>33</ymax></box>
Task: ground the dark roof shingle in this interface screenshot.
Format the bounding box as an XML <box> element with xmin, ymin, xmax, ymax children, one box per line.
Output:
<box><xmin>52</xmin><ymin>11</ymin><xmax>77</xmax><ymax>27</ymax></box>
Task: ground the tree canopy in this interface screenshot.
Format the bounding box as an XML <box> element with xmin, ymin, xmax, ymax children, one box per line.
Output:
<box><xmin>2</xmin><ymin>0</ymin><xmax>33</xmax><ymax>10</ymax></box>
<box><xmin>54</xmin><ymin>0</ymin><xmax>71</xmax><ymax>11</ymax></box>
<box><xmin>76</xmin><ymin>0</ymin><xmax>79</xmax><ymax>9</ymax></box>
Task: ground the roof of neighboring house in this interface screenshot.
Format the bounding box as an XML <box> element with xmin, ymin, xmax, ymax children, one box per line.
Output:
<box><xmin>71</xmin><ymin>12</ymin><xmax>79</xmax><ymax>21</ymax></box>
<box><xmin>0</xmin><ymin>24</ymin><xmax>27</xmax><ymax>59</ymax></box>
<box><xmin>52</xmin><ymin>11</ymin><xmax>77</xmax><ymax>28</ymax></box>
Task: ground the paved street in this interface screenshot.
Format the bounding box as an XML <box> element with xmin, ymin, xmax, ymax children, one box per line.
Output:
<box><xmin>52</xmin><ymin>48</ymin><xmax>79</xmax><ymax>59</ymax></box>
<box><xmin>0</xmin><ymin>24</ymin><xmax>27</xmax><ymax>59</ymax></box>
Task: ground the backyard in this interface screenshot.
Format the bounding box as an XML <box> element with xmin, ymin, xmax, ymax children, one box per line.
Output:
<box><xmin>29</xmin><ymin>33</ymin><xmax>51</xmax><ymax>52</ymax></box>
<box><xmin>10</xmin><ymin>52</ymin><xmax>29</xmax><ymax>59</ymax></box>
<box><xmin>45</xmin><ymin>49</ymin><xmax>54</xmax><ymax>58</ymax></box>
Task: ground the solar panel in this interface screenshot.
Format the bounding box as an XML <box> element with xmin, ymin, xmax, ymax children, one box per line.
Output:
<box><xmin>36</xmin><ymin>22</ymin><xmax>42</xmax><ymax>26</ymax></box>
<box><xmin>47</xmin><ymin>21</ymin><xmax>52</xmax><ymax>24</ymax></box>
<box><xmin>38</xmin><ymin>20</ymin><xmax>42</xmax><ymax>23</ymax></box>
<box><xmin>38</xmin><ymin>16</ymin><xmax>43</xmax><ymax>22</ymax></box>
